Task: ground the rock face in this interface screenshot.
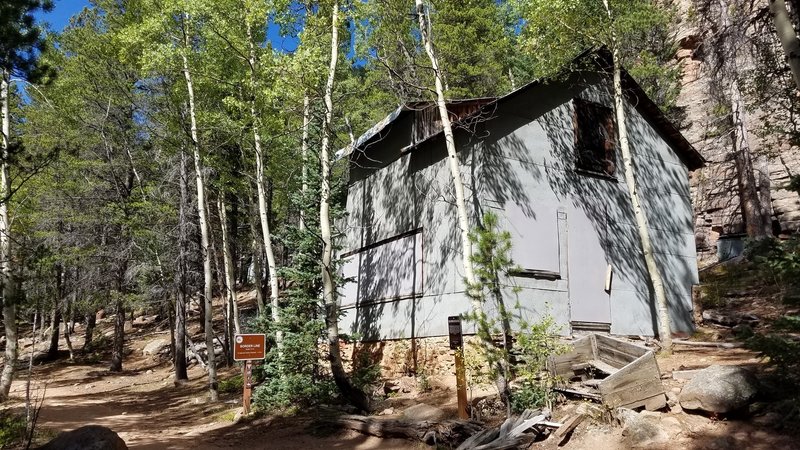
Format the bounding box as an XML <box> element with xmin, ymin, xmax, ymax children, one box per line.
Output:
<box><xmin>673</xmin><ymin>0</ymin><xmax>800</xmax><ymax>262</ymax></box>
<box><xmin>40</xmin><ymin>425</ymin><xmax>128</xmax><ymax>450</ymax></box>
<box><xmin>679</xmin><ymin>365</ymin><xmax>759</xmax><ymax>413</ymax></box>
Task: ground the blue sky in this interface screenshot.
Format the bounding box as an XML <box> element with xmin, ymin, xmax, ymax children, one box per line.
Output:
<box><xmin>37</xmin><ymin>0</ymin><xmax>300</xmax><ymax>52</ymax></box>
<box><xmin>36</xmin><ymin>0</ymin><xmax>89</xmax><ymax>32</ymax></box>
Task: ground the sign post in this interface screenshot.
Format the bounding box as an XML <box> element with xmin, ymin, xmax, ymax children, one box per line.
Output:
<box><xmin>448</xmin><ymin>316</ymin><xmax>468</xmax><ymax>420</ymax></box>
<box><xmin>233</xmin><ymin>334</ymin><xmax>266</xmax><ymax>415</ymax></box>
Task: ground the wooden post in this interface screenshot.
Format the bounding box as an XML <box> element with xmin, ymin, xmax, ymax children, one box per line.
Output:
<box><xmin>448</xmin><ymin>316</ymin><xmax>468</xmax><ymax>419</ymax></box>
<box><xmin>454</xmin><ymin>346</ymin><xmax>468</xmax><ymax>419</ymax></box>
<box><xmin>242</xmin><ymin>360</ymin><xmax>252</xmax><ymax>415</ymax></box>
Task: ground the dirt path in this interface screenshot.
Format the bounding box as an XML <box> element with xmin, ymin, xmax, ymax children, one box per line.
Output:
<box><xmin>6</xmin><ymin>305</ymin><xmax>799</xmax><ymax>449</ymax></box>
<box><xmin>7</xmin><ymin>323</ymin><xmax>418</xmax><ymax>449</ymax></box>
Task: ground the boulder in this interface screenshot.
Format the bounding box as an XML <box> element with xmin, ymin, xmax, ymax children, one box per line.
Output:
<box><xmin>616</xmin><ymin>408</ymin><xmax>670</xmax><ymax>447</ymax></box>
<box><xmin>679</xmin><ymin>365</ymin><xmax>759</xmax><ymax>414</ymax></box>
<box><xmin>401</xmin><ymin>403</ymin><xmax>445</xmax><ymax>421</ymax></box>
<box><xmin>142</xmin><ymin>338</ymin><xmax>169</xmax><ymax>356</ymax></box>
<box><xmin>40</xmin><ymin>425</ymin><xmax>127</xmax><ymax>450</ymax></box>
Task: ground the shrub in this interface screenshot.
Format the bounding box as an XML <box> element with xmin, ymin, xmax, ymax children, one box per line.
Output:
<box><xmin>350</xmin><ymin>350</ymin><xmax>382</xmax><ymax>393</ymax></box>
<box><xmin>464</xmin><ymin>212</ymin><xmax>571</xmax><ymax>414</ymax></box>
<box><xmin>748</xmin><ymin>237</ymin><xmax>800</xmax><ymax>289</ymax></box>
<box><xmin>511</xmin><ymin>316</ymin><xmax>570</xmax><ymax>412</ymax></box>
<box><xmin>218</xmin><ymin>374</ymin><xmax>243</xmax><ymax>394</ymax></box>
<box><xmin>0</xmin><ymin>411</ymin><xmax>25</xmax><ymax>449</ymax></box>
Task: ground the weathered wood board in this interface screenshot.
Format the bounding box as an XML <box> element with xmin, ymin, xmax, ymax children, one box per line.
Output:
<box><xmin>548</xmin><ymin>334</ymin><xmax>666</xmax><ymax>411</ymax></box>
<box><xmin>548</xmin><ymin>335</ymin><xmax>594</xmax><ymax>378</ymax></box>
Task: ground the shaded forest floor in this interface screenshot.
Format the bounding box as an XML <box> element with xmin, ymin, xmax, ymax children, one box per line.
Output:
<box><xmin>3</xmin><ymin>297</ymin><xmax>419</xmax><ymax>449</ymax></box>
<box><xmin>3</xmin><ymin>262</ymin><xmax>800</xmax><ymax>449</ymax></box>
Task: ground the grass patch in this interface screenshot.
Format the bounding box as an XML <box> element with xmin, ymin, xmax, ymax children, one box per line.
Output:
<box><xmin>218</xmin><ymin>374</ymin><xmax>244</xmax><ymax>394</ymax></box>
<box><xmin>215</xmin><ymin>409</ymin><xmax>239</xmax><ymax>423</ymax></box>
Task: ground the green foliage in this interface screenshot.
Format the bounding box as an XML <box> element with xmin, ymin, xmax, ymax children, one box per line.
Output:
<box><xmin>464</xmin><ymin>212</ymin><xmax>569</xmax><ymax>412</ymax></box>
<box><xmin>350</xmin><ymin>351</ymin><xmax>382</xmax><ymax>392</ymax></box>
<box><xmin>0</xmin><ymin>411</ymin><xmax>25</xmax><ymax>449</ymax></box>
<box><xmin>0</xmin><ymin>0</ymin><xmax>54</xmax><ymax>80</ymax></box>
<box><xmin>774</xmin><ymin>316</ymin><xmax>800</xmax><ymax>332</ymax></box>
<box><xmin>511</xmin><ymin>316</ymin><xmax>570</xmax><ymax>412</ymax></box>
<box><xmin>253</xmin><ymin>373</ymin><xmax>336</xmax><ymax>413</ymax></box>
<box><xmin>218</xmin><ymin>374</ymin><xmax>244</xmax><ymax>394</ymax></box>
<box><xmin>429</xmin><ymin>0</ymin><xmax>514</xmax><ymax>98</ymax></box>
<box><xmin>517</xmin><ymin>0</ymin><xmax>679</xmax><ymax>114</ymax></box>
<box><xmin>463</xmin><ymin>212</ymin><xmax>519</xmax><ymax>403</ymax></box>
<box><xmin>356</xmin><ymin>0</ymin><xmax>516</xmax><ymax>108</ymax></box>
<box><xmin>746</xmin><ymin>333</ymin><xmax>800</xmax><ymax>376</ymax></box>
<box><xmin>748</xmin><ymin>237</ymin><xmax>800</xmax><ymax>289</ymax></box>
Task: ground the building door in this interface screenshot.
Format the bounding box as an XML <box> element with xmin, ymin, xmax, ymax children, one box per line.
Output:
<box><xmin>567</xmin><ymin>208</ymin><xmax>612</xmax><ymax>328</ymax></box>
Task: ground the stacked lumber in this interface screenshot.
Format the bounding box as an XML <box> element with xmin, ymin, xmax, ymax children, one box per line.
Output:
<box><xmin>456</xmin><ymin>409</ymin><xmax>559</xmax><ymax>450</ymax></box>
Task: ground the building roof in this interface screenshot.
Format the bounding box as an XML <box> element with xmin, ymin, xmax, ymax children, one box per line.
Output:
<box><xmin>346</xmin><ymin>49</ymin><xmax>705</xmax><ymax>171</ymax></box>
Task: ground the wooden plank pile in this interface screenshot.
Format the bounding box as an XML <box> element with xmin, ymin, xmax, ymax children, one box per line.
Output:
<box><xmin>548</xmin><ymin>333</ymin><xmax>667</xmax><ymax>411</ymax></box>
<box><xmin>327</xmin><ymin>408</ymin><xmax>561</xmax><ymax>448</ymax></box>
<box><xmin>456</xmin><ymin>409</ymin><xmax>560</xmax><ymax>449</ymax></box>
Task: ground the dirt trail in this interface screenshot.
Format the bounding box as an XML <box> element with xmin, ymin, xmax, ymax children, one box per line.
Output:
<box><xmin>7</xmin><ymin>322</ymin><xmax>417</xmax><ymax>449</ymax></box>
<box><xmin>6</xmin><ymin>302</ymin><xmax>799</xmax><ymax>449</ymax></box>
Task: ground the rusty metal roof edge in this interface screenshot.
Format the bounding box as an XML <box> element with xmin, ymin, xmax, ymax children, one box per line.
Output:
<box><xmin>345</xmin><ymin>48</ymin><xmax>705</xmax><ymax>171</ymax></box>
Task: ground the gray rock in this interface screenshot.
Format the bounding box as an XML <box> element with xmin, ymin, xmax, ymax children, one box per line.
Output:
<box><xmin>679</xmin><ymin>365</ymin><xmax>758</xmax><ymax>413</ymax></box>
<box><xmin>616</xmin><ymin>408</ymin><xmax>669</xmax><ymax>447</ymax></box>
<box><xmin>142</xmin><ymin>338</ymin><xmax>169</xmax><ymax>356</ymax></box>
<box><xmin>402</xmin><ymin>403</ymin><xmax>445</xmax><ymax>421</ymax></box>
<box><xmin>666</xmin><ymin>391</ymin><xmax>683</xmax><ymax>413</ymax></box>
<box><xmin>40</xmin><ymin>425</ymin><xmax>127</xmax><ymax>450</ymax></box>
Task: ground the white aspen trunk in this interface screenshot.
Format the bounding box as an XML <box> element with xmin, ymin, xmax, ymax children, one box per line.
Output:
<box><xmin>218</xmin><ymin>196</ymin><xmax>241</xmax><ymax>334</ymax></box>
<box><xmin>181</xmin><ymin>16</ymin><xmax>218</xmax><ymax>401</ymax></box>
<box><xmin>414</xmin><ymin>0</ymin><xmax>479</xmax><ymax>306</ymax></box>
<box><xmin>320</xmin><ymin>0</ymin><xmax>340</xmax><ymax>359</ymax></box>
<box><xmin>415</xmin><ymin>1</ymin><xmax>505</xmax><ymax>404</ymax></box>
<box><xmin>248</xmin><ymin>202</ymin><xmax>265</xmax><ymax>315</ymax></box>
<box><xmin>0</xmin><ymin>69</ymin><xmax>18</xmax><ymax>400</ymax></box>
<box><xmin>246</xmin><ymin>21</ymin><xmax>282</xmax><ymax>349</ymax></box>
<box><xmin>174</xmin><ymin>150</ymin><xmax>189</xmax><ymax>382</ymax></box>
<box><xmin>602</xmin><ymin>0</ymin><xmax>672</xmax><ymax>350</ymax></box>
<box><xmin>770</xmin><ymin>0</ymin><xmax>800</xmax><ymax>90</ymax></box>
<box><xmin>320</xmin><ymin>2</ymin><xmax>369</xmax><ymax>411</ymax></box>
<box><xmin>300</xmin><ymin>94</ymin><xmax>310</xmax><ymax>232</ymax></box>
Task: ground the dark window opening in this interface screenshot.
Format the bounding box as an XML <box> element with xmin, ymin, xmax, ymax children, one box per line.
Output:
<box><xmin>573</xmin><ymin>98</ymin><xmax>617</xmax><ymax>177</ymax></box>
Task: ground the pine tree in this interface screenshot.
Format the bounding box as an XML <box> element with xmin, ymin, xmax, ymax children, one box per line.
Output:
<box><xmin>0</xmin><ymin>0</ymin><xmax>53</xmax><ymax>401</ymax></box>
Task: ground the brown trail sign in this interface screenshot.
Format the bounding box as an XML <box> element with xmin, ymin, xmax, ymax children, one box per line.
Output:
<box><xmin>234</xmin><ymin>334</ymin><xmax>266</xmax><ymax>414</ymax></box>
<box><xmin>234</xmin><ymin>334</ymin><xmax>266</xmax><ymax>361</ymax></box>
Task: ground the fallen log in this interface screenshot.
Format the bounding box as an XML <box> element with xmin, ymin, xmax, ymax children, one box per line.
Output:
<box><xmin>702</xmin><ymin>309</ymin><xmax>759</xmax><ymax>327</ymax></box>
<box><xmin>329</xmin><ymin>415</ymin><xmax>483</xmax><ymax>447</ymax></box>
<box><xmin>673</xmin><ymin>340</ymin><xmax>744</xmax><ymax>349</ymax></box>
<box><xmin>186</xmin><ymin>335</ymin><xmax>207</xmax><ymax>370</ymax></box>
